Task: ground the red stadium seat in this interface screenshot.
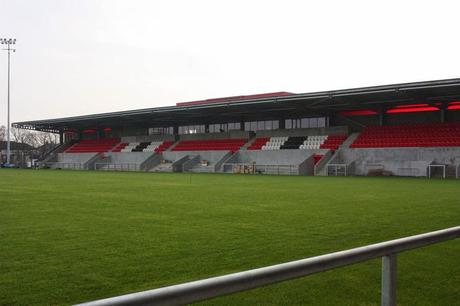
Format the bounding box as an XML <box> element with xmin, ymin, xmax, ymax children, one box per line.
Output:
<box><xmin>350</xmin><ymin>123</ymin><xmax>460</xmax><ymax>148</ymax></box>
<box><xmin>247</xmin><ymin>137</ymin><xmax>270</xmax><ymax>150</ymax></box>
<box><xmin>65</xmin><ymin>138</ymin><xmax>120</xmax><ymax>153</ymax></box>
<box><xmin>172</xmin><ymin>138</ymin><xmax>247</xmax><ymax>153</ymax></box>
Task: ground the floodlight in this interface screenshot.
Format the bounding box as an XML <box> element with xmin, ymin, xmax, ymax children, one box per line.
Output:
<box><xmin>1</xmin><ymin>37</ymin><xmax>16</xmax><ymax>165</ymax></box>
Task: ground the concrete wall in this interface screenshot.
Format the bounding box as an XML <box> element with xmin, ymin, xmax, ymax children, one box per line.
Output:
<box><xmin>162</xmin><ymin>151</ymin><xmax>230</xmax><ymax>164</ymax></box>
<box><xmin>299</xmin><ymin>155</ymin><xmax>315</xmax><ymax>175</ymax></box>
<box><xmin>227</xmin><ymin>150</ymin><xmax>314</xmax><ymax>165</ymax></box>
<box><xmin>106</xmin><ymin>152</ymin><xmax>154</xmax><ymax>164</ymax></box>
<box><xmin>333</xmin><ymin>147</ymin><xmax>460</xmax><ymax>176</ymax></box>
<box><xmin>58</xmin><ymin>153</ymin><xmax>97</xmax><ymax>164</ymax></box>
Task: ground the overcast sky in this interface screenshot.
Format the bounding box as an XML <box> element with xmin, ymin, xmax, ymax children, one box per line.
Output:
<box><xmin>1</xmin><ymin>0</ymin><xmax>460</xmax><ymax>125</ymax></box>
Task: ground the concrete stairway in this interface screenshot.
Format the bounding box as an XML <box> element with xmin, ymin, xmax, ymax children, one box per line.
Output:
<box><xmin>314</xmin><ymin>133</ymin><xmax>359</xmax><ymax>176</ymax></box>
<box><xmin>340</xmin><ymin>132</ymin><xmax>360</xmax><ymax>148</ymax></box>
<box><xmin>239</xmin><ymin>136</ymin><xmax>256</xmax><ymax>150</ymax></box>
<box><xmin>165</xmin><ymin>139</ymin><xmax>180</xmax><ymax>152</ymax></box>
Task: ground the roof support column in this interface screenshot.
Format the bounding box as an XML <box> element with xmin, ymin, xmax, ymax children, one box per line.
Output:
<box><xmin>59</xmin><ymin>131</ymin><xmax>64</xmax><ymax>144</ymax></box>
<box><xmin>99</xmin><ymin>129</ymin><xmax>105</xmax><ymax>139</ymax></box>
<box><xmin>279</xmin><ymin>118</ymin><xmax>285</xmax><ymax>130</ymax></box>
<box><xmin>440</xmin><ymin>103</ymin><xmax>446</xmax><ymax>123</ymax></box>
<box><xmin>379</xmin><ymin>107</ymin><xmax>385</xmax><ymax>126</ymax></box>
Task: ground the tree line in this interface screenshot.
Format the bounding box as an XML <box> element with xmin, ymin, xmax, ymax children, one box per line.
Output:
<box><xmin>0</xmin><ymin>125</ymin><xmax>58</xmax><ymax>148</ymax></box>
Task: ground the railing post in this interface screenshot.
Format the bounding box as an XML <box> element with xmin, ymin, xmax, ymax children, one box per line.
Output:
<box><xmin>381</xmin><ymin>253</ymin><xmax>397</xmax><ymax>306</ymax></box>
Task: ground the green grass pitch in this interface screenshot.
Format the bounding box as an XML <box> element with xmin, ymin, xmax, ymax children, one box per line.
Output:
<box><xmin>1</xmin><ymin>169</ymin><xmax>459</xmax><ymax>306</ymax></box>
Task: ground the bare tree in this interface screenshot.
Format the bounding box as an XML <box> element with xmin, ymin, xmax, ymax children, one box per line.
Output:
<box><xmin>0</xmin><ymin>125</ymin><xmax>5</xmax><ymax>141</ymax></box>
<box><xmin>33</xmin><ymin>131</ymin><xmax>58</xmax><ymax>147</ymax></box>
<box><xmin>11</xmin><ymin>127</ymin><xmax>34</xmax><ymax>145</ymax></box>
<box><xmin>9</xmin><ymin>127</ymin><xmax>57</xmax><ymax>148</ymax></box>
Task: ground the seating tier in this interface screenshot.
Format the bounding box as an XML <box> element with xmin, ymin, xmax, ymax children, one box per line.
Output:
<box><xmin>351</xmin><ymin>123</ymin><xmax>460</xmax><ymax>148</ymax></box>
<box><xmin>263</xmin><ymin>136</ymin><xmax>289</xmax><ymax>150</ymax></box>
<box><xmin>118</xmin><ymin>140</ymin><xmax>174</xmax><ymax>153</ymax></box>
<box><xmin>251</xmin><ymin>135</ymin><xmax>347</xmax><ymax>151</ymax></box>
<box><xmin>247</xmin><ymin>137</ymin><xmax>270</xmax><ymax>150</ymax></box>
<box><xmin>320</xmin><ymin>135</ymin><xmax>347</xmax><ymax>150</ymax></box>
<box><xmin>65</xmin><ymin>138</ymin><xmax>120</xmax><ymax>153</ymax></box>
<box><xmin>172</xmin><ymin>138</ymin><xmax>246</xmax><ymax>152</ymax></box>
<box><xmin>112</xmin><ymin>143</ymin><xmax>128</xmax><ymax>152</ymax></box>
<box><xmin>313</xmin><ymin>154</ymin><xmax>324</xmax><ymax>164</ymax></box>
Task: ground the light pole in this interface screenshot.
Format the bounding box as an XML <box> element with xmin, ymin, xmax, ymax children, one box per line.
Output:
<box><xmin>1</xmin><ymin>38</ymin><xmax>16</xmax><ymax>166</ymax></box>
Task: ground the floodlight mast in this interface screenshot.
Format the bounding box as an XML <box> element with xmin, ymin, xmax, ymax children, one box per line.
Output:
<box><xmin>1</xmin><ymin>38</ymin><xmax>16</xmax><ymax>166</ymax></box>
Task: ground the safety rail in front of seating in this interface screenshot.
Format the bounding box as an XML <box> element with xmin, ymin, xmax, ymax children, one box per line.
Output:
<box><xmin>76</xmin><ymin>226</ymin><xmax>460</xmax><ymax>306</ymax></box>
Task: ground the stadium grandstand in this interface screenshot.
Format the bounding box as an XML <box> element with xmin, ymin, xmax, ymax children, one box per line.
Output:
<box><xmin>13</xmin><ymin>78</ymin><xmax>460</xmax><ymax>178</ymax></box>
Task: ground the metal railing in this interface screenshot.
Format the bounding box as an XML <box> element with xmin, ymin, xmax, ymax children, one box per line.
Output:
<box><xmin>223</xmin><ymin>163</ymin><xmax>298</xmax><ymax>175</ymax></box>
<box><xmin>76</xmin><ymin>226</ymin><xmax>460</xmax><ymax>306</ymax></box>
<box><xmin>44</xmin><ymin>162</ymin><xmax>85</xmax><ymax>170</ymax></box>
<box><xmin>182</xmin><ymin>155</ymin><xmax>200</xmax><ymax>172</ymax></box>
<box><xmin>214</xmin><ymin>151</ymin><xmax>233</xmax><ymax>172</ymax></box>
<box><xmin>39</xmin><ymin>143</ymin><xmax>65</xmax><ymax>165</ymax></box>
<box><xmin>85</xmin><ymin>152</ymin><xmax>104</xmax><ymax>170</ymax></box>
<box><xmin>139</xmin><ymin>154</ymin><xmax>162</xmax><ymax>171</ymax></box>
<box><xmin>94</xmin><ymin>163</ymin><xmax>139</xmax><ymax>171</ymax></box>
<box><xmin>427</xmin><ymin>164</ymin><xmax>446</xmax><ymax>179</ymax></box>
<box><xmin>313</xmin><ymin>150</ymin><xmax>333</xmax><ymax>176</ymax></box>
<box><xmin>396</xmin><ymin>167</ymin><xmax>419</xmax><ymax>177</ymax></box>
<box><xmin>40</xmin><ymin>141</ymin><xmax>78</xmax><ymax>165</ymax></box>
<box><xmin>172</xmin><ymin>155</ymin><xmax>191</xmax><ymax>172</ymax></box>
<box><xmin>327</xmin><ymin>163</ymin><xmax>348</xmax><ymax>176</ymax></box>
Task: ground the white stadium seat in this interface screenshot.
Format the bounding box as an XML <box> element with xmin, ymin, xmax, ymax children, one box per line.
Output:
<box><xmin>262</xmin><ymin>136</ymin><xmax>288</xmax><ymax>150</ymax></box>
<box><xmin>299</xmin><ymin>135</ymin><xmax>328</xmax><ymax>150</ymax></box>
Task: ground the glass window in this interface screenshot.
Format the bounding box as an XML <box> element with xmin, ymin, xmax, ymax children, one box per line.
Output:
<box><xmin>227</xmin><ymin>122</ymin><xmax>240</xmax><ymax>131</ymax></box>
<box><xmin>178</xmin><ymin>125</ymin><xmax>204</xmax><ymax>135</ymax></box>
<box><xmin>242</xmin><ymin>120</ymin><xmax>278</xmax><ymax>131</ymax></box>
<box><xmin>318</xmin><ymin>117</ymin><xmax>326</xmax><ymax>128</ymax></box>
<box><xmin>310</xmin><ymin>118</ymin><xmax>318</xmax><ymax>128</ymax></box>
<box><xmin>208</xmin><ymin>122</ymin><xmax>243</xmax><ymax>133</ymax></box>
<box><xmin>257</xmin><ymin>121</ymin><xmax>264</xmax><ymax>130</ymax></box>
<box><xmin>293</xmin><ymin>119</ymin><xmax>300</xmax><ymax>129</ymax></box>
<box><xmin>244</xmin><ymin>122</ymin><xmax>250</xmax><ymax>131</ymax></box>
<box><xmin>265</xmin><ymin>120</ymin><xmax>272</xmax><ymax>130</ymax></box>
<box><xmin>284</xmin><ymin>117</ymin><xmax>327</xmax><ymax>129</ymax></box>
<box><xmin>301</xmin><ymin>118</ymin><xmax>309</xmax><ymax>128</ymax></box>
